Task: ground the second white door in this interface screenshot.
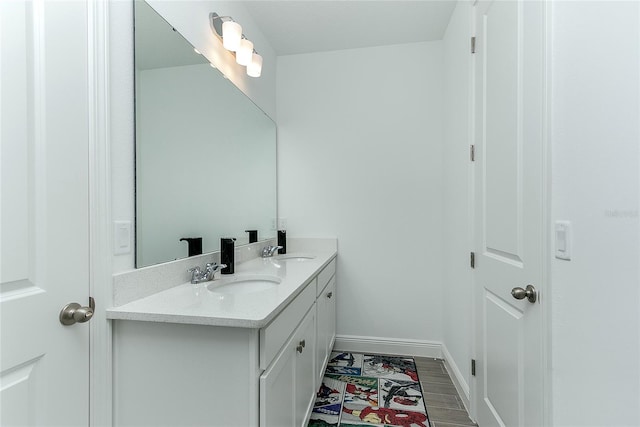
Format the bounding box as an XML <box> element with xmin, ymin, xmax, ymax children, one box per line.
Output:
<box><xmin>473</xmin><ymin>0</ymin><xmax>546</xmax><ymax>426</ymax></box>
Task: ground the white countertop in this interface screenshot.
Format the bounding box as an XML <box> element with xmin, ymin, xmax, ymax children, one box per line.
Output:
<box><xmin>106</xmin><ymin>250</ymin><xmax>337</xmax><ymax>328</ymax></box>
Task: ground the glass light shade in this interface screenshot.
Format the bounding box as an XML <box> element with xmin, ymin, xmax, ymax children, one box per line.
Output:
<box><xmin>236</xmin><ymin>39</ymin><xmax>254</xmax><ymax>66</ymax></box>
<box><xmin>247</xmin><ymin>53</ymin><xmax>262</xmax><ymax>77</ymax></box>
<box><xmin>222</xmin><ymin>21</ymin><xmax>242</xmax><ymax>51</ymax></box>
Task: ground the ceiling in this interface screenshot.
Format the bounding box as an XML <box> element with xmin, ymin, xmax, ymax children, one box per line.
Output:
<box><xmin>242</xmin><ymin>1</ymin><xmax>458</xmax><ymax>56</ymax></box>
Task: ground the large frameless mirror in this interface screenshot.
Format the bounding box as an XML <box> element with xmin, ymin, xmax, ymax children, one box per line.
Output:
<box><xmin>134</xmin><ymin>1</ymin><xmax>277</xmax><ymax>268</ymax></box>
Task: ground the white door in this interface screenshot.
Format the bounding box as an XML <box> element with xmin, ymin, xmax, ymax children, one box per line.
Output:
<box><xmin>473</xmin><ymin>0</ymin><xmax>546</xmax><ymax>426</ymax></box>
<box><xmin>1</xmin><ymin>1</ymin><xmax>91</xmax><ymax>425</ymax></box>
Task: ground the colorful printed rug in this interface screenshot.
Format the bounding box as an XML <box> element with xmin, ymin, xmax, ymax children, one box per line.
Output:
<box><xmin>308</xmin><ymin>352</ymin><xmax>430</xmax><ymax>427</ymax></box>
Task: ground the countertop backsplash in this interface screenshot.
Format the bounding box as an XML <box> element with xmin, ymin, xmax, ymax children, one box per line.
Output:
<box><xmin>111</xmin><ymin>237</ymin><xmax>338</xmax><ymax>307</ymax></box>
<box><xmin>112</xmin><ymin>238</ymin><xmax>276</xmax><ymax>306</ymax></box>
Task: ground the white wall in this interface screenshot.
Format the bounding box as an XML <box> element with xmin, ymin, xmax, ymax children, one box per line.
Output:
<box><xmin>277</xmin><ymin>42</ymin><xmax>444</xmax><ymax>343</ymax></box>
<box><xmin>109</xmin><ymin>0</ymin><xmax>277</xmax><ymax>273</ymax></box>
<box><xmin>441</xmin><ymin>0</ymin><xmax>473</xmax><ymax>395</ymax></box>
<box><xmin>550</xmin><ymin>1</ymin><xmax>640</xmax><ymax>425</ymax></box>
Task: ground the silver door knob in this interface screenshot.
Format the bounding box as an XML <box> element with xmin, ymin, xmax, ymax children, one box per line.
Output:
<box><xmin>511</xmin><ymin>285</ymin><xmax>537</xmax><ymax>303</ymax></box>
<box><xmin>59</xmin><ymin>297</ymin><xmax>95</xmax><ymax>325</ymax></box>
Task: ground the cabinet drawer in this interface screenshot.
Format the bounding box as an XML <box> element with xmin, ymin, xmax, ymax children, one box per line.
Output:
<box><xmin>260</xmin><ymin>281</ymin><xmax>316</xmax><ymax>370</ymax></box>
<box><xmin>316</xmin><ymin>258</ymin><xmax>336</xmax><ymax>297</ymax></box>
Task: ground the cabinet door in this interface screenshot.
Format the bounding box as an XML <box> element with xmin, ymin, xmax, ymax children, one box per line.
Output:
<box><xmin>261</xmin><ymin>305</ymin><xmax>317</xmax><ymax>427</ymax></box>
<box><xmin>315</xmin><ymin>293</ymin><xmax>327</xmax><ymax>386</ymax></box>
<box><xmin>315</xmin><ymin>283</ymin><xmax>329</xmax><ymax>384</ymax></box>
<box><xmin>326</xmin><ymin>277</ymin><xmax>337</xmax><ymax>353</ymax></box>
<box><xmin>260</xmin><ymin>341</ymin><xmax>296</xmax><ymax>427</ymax></box>
<box><xmin>316</xmin><ymin>276</ymin><xmax>336</xmax><ymax>385</ymax></box>
<box><xmin>294</xmin><ymin>306</ymin><xmax>316</xmax><ymax>427</ymax></box>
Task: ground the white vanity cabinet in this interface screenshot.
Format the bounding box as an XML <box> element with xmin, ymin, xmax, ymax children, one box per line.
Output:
<box><xmin>315</xmin><ymin>260</ymin><xmax>337</xmax><ymax>386</ymax></box>
<box><xmin>260</xmin><ymin>258</ymin><xmax>336</xmax><ymax>427</ymax></box>
<box><xmin>260</xmin><ymin>306</ymin><xmax>316</xmax><ymax>427</ymax></box>
<box><xmin>112</xmin><ymin>254</ymin><xmax>336</xmax><ymax>427</ymax></box>
<box><xmin>259</xmin><ymin>281</ymin><xmax>317</xmax><ymax>427</ymax></box>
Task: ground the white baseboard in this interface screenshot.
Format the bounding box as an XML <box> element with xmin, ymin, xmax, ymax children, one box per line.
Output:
<box><xmin>441</xmin><ymin>344</ymin><xmax>471</xmax><ymax>412</ymax></box>
<box><xmin>333</xmin><ymin>335</ymin><xmax>443</xmax><ymax>359</ymax></box>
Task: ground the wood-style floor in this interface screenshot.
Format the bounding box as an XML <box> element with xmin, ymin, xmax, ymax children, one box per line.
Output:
<box><xmin>414</xmin><ymin>357</ymin><xmax>477</xmax><ymax>427</ymax></box>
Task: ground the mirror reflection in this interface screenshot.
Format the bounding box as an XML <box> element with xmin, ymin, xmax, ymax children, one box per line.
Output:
<box><xmin>135</xmin><ymin>1</ymin><xmax>277</xmax><ymax>268</ymax></box>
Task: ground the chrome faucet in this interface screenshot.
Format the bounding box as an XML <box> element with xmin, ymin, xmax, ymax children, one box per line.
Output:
<box><xmin>261</xmin><ymin>245</ymin><xmax>283</xmax><ymax>258</ymax></box>
<box><xmin>188</xmin><ymin>262</ymin><xmax>227</xmax><ymax>284</ymax></box>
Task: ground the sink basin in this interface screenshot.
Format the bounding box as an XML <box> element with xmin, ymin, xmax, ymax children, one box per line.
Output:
<box><xmin>207</xmin><ymin>275</ymin><xmax>281</xmax><ymax>295</ymax></box>
<box><xmin>274</xmin><ymin>254</ymin><xmax>316</xmax><ymax>262</ymax></box>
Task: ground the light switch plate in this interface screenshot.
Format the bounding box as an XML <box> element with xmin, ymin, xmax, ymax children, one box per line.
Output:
<box><xmin>555</xmin><ymin>221</ymin><xmax>571</xmax><ymax>260</ymax></box>
<box><xmin>113</xmin><ymin>221</ymin><xmax>132</xmax><ymax>255</ymax></box>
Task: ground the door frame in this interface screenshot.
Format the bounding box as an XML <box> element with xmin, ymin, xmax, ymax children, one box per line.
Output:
<box><xmin>468</xmin><ymin>0</ymin><xmax>553</xmax><ymax>425</ymax></box>
<box><xmin>541</xmin><ymin>1</ymin><xmax>553</xmax><ymax>424</ymax></box>
<box><xmin>87</xmin><ymin>0</ymin><xmax>113</xmax><ymax>425</ymax></box>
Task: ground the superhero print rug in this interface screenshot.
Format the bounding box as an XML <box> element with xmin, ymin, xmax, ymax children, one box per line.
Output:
<box><xmin>308</xmin><ymin>352</ymin><xmax>431</xmax><ymax>427</ymax></box>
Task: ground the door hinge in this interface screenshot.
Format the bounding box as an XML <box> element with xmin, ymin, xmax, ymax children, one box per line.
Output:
<box><xmin>470</xmin><ymin>145</ymin><xmax>475</xmax><ymax>161</ymax></box>
<box><xmin>471</xmin><ymin>36</ymin><xmax>476</xmax><ymax>54</ymax></box>
<box><xmin>471</xmin><ymin>359</ymin><xmax>476</xmax><ymax>376</ymax></box>
<box><xmin>470</xmin><ymin>252</ymin><xmax>475</xmax><ymax>269</ymax></box>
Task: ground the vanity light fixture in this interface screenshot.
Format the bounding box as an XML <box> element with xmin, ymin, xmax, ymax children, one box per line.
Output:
<box><xmin>247</xmin><ymin>53</ymin><xmax>262</xmax><ymax>78</ymax></box>
<box><xmin>222</xmin><ymin>20</ymin><xmax>242</xmax><ymax>51</ymax></box>
<box><xmin>236</xmin><ymin>39</ymin><xmax>254</xmax><ymax>66</ymax></box>
<box><xmin>210</xmin><ymin>12</ymin><xmax>262</xmax><ymax>78</ymax></box>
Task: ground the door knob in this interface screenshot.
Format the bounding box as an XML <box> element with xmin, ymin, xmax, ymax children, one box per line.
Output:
<box><xmin>60</xmin><ymin>297</ymin><xmax>95</xmax><ymax>325</ymax></box>
<box><xmin>511</xmin><ymin>285</ymin><xmax>537</xmax><ymax>303</ymax></box>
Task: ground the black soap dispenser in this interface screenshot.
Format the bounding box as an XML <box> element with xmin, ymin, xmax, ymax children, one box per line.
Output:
<box><xmin>245</xmin><ymin>230</ymin><xmax>258</xmax><ymax>243</ymax></box>
<box><xmin>221</xmin><ymin>238</ymin><xmax>236</xmax><ymax>274</ymax></box>
<box><xmin>179</xmin><ymin>237</ymin><xmax>203</xmax><ymax>257</ymax></box>
<box><xmin>277</xmin><ymin>230</ymin><xmax>286</xmax><ymax>254</ymax></box>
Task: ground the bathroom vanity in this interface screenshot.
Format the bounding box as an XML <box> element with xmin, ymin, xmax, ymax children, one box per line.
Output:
<box><xmin>108</xmin><ymin>243</ymin><xmax>336</xmax><ymax>427</ymax></box>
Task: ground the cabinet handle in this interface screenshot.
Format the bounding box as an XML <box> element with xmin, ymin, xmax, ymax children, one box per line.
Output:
<box><xmin>326</xmin><ymin>292</ymin><xmax>333</xmax><ymax>299</ymax></box>
<box><xmin>296</xmin><ymin>344</ymin><xmax>304</xmax><ymax>354</ymax></box>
